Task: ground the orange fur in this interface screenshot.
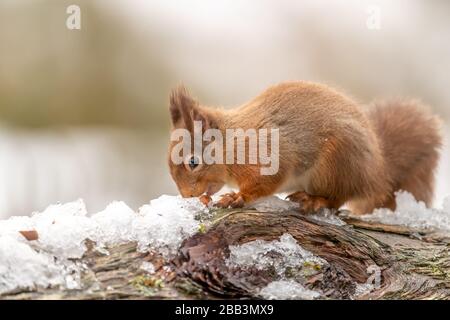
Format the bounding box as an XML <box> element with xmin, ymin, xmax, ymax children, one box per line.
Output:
<box><xmin>167</xmin><ymin>82</ymin><xmax>442</xmax><ymax>214</ymax></box>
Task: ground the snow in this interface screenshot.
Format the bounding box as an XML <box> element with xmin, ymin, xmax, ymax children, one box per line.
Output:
<box><xmin>354</xmin><ymin>283</ymin><xmax>375</xmax><ymax>298</ymax></box>
<box><xmin>249</xmin><ymin>195</ymin><xmax>346</xmax><ymax>226</ymax></box>
<box><xmin>140</xmin><ymin>261</ymin><xmax>156</xmax><ymax>274</ymax></box>
<box><xmin>227</xmin><ymin>233</ymin><xmax>325</xmax><ymax>299</ymax></box>
<box><xmin>90</xmin><ymin>201</ymin><xmax>136</xmax><ymax>247</ymax></box>
<box><xmin>227</xmin><ymin>233</ymin><xmax>326</xmax><ymax>276</ymax></box>
<box><xmin>0</xmin><ymin>195</ymin><xmax>205</xmax><ymax>294</ymax></box>
<box><xmin>359</xmin><ymin>191</ymin><xmax>450</xmax><ymax>232</ymax></box>
<box><xmin>259</xmin><ymin>280</ymin><xmax>320</xmax><ymax>300</ymax></box>
<box><xmin>0</xmin><ymin>200</ymin><xmax>91</xmax><ymax>259</ymax></box>
<box><xmin>2</xmin><ymin>190</ymin><xmax>450</xmax><ymax>296</ymax></box>
<box><xmin>0</xmin><ymin>235</ymin><xmax>66</xmax><ymax>294</ymax></box>
<box><xmin>131</xmin><ymin>195</ymin><xmax>205</xmax><ymax>256</ymax></box>
<box><xmin>309</xmin><ymin>209</ymin><xmax>346</xmax><ymax>226</ymax></box>
<box><xmin>249</xmin><ymin>196</ymin><xmax>299</xmax><ymax>212</ymax></box>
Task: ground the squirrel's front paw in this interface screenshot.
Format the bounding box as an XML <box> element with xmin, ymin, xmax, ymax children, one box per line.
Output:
<box><xmin>199</xmin><ymin>194</ymin><xmax>212</xmax><ymax>206</ymax></box>
<box><xmin>214</xmin><ymin>192</ymin><xmax>245</xmax><ymax>208</ymax></box>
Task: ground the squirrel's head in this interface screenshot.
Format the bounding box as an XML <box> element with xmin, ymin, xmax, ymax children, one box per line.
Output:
<box><xmin>167</xmin><ymin>86</ymin><xmax>226</xmax><ymax>198</ymax></box>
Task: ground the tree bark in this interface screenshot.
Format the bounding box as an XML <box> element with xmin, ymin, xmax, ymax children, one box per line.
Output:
<box><xmin>2</xmin><ymin>208</ymin><xmax>450</xmax><ymax>300</ymax></box>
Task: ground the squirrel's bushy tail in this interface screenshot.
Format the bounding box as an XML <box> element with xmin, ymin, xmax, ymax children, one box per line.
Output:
<box><xmin>368</xmin><ymin>99</ymin><xmax>442</xmax><ymax>207</ymax></box>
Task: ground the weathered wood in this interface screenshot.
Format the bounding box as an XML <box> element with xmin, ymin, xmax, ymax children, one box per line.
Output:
<box><xmin>1</xmin><ymin>209</ymin><xmax>449</xmax><ymax>300</ymax></box>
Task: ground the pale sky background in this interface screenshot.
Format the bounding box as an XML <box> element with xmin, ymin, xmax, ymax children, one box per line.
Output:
<box><xmin>0</xmin><ymin>0</ymin><xmax>449</xmax><ymax>217</ymax></box>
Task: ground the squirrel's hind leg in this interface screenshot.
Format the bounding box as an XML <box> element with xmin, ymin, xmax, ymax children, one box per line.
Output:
<box><xmin>286</xmin><ymin>191</ymin><xmax>343</xmax><ymax>214</ymax></box>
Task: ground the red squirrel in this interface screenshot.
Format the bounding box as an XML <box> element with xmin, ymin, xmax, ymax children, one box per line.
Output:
<box><xmin>167</xmin><ymin>81</ymin><xmax>442</xmax><ymax>214</ymax></box>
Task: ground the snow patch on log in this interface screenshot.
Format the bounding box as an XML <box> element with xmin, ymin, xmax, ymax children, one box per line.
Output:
<box><xmin>359</xmin><ymin>191</ymin><xmax>450</xmax><ymax>231</ymax></box>
<box><xmin>140</xmin><ymin>261</ymin><xmax>156</xmax><ymax>274</ymax></box>
<box><xmin>226</xmin><ymin>233</ymin><xmax>326</xmax><ymax>275</ymax></box>
<box><xmin>247</xmin><ymin>195</ymin><xmax>346</xmax><ymax>226</ymax></box>
<box><xmin>249</xmin><ymin>196</ymin><xmax>299</xmax><ymax>212</ymax></box>
<box><xmin>259</xmin><ymin>280</ymin><xmax>320</xmax><ymax>300</ymax></box>
<box><xmin>0</xmin><ymin>235</ymin><xmax>69</xmax><ymax>294</ymax></box>
<box><xmin>227</xmin><ymin>233</ymin><xmax>325</xmax><ymax>299</ymax></box>
<box><xmin>0</xmin><ymin>195</ymin><xmax>205</xmax><ymax>294</ymax></box>
<box><xmin>309</xmin><ymin>210</ymin><xmax>346</xmax><ymax>226</ymax></box>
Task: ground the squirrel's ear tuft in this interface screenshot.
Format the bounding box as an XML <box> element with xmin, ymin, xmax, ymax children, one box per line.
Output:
<box><xmin>192</xmin><ymin>107</ymin><xmax>217</xmax><ymax>131</ymax></box>
<box><xmin>169</xmin><ymin>85</ymin><xmax>197</xmax><ymax>131</ymax></box>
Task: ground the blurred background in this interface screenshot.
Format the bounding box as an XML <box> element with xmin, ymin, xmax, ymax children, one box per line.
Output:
<box><xmin>0</xmin><ymin>0</ymin><xmax>449</xmax><ymax>218</ymax></box>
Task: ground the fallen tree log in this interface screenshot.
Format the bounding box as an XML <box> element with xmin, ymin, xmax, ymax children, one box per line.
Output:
<box><xmin>2</xmin><ymin>208</ymin><xmax>450</xmax><ymax>300</ymax></box>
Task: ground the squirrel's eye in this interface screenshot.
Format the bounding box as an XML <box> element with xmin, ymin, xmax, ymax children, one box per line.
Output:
<box><xmin>188</xmin><ymin>156</ymin><xmax>200</xmax><ymax>170</ymax></box>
